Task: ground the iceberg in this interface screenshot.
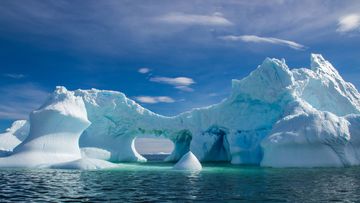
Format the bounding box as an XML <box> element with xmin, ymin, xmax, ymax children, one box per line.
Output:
<box><xmin>0</xmin><ymin>87</ymin><xmax>114</xmax><ymax>169</ymax></box>
<box><xmin>0</xmin><ymin>53</ymin><xmax>359</xmax><ymax>169</ymax></box>
<box><xmin>173</xmin><ymin>151</ymin><xmax>202</xmax><ymax>170</ymax></box>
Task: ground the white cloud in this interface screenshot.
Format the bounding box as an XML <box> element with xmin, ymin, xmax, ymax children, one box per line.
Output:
<box><xmin>138</xmin><ymin>67</ymin><xmax>151</xmax><ymax>74</ymax></box>
<box><xmin>134</xmin><ymin>96</ymin><xmax>175</xmax><ymax>104</ymax></box>
<box><xmin>149</xmin><ymin>76</ymin><xmax>195</xmax><ymax>86</ymax></box>
<box><xmin>174</xmin><ymin>86</ymin><xmax>194</xmax><ymax>92</ymax></box>
<box><xmin>0</xmin><ymin>83</ymin><xmax>49</xmax><ymax>120</ymax></box>
<box><xmin>3</xmin><ymin>73</ymin><xmax>26</xmax><ymax>79</ymax></box>
<box><xmin>149</xmin><ymin>76</ymin><xmax>195</xmax><ymax>91</ymax></box>
<box><xmin>219</xmin><ymin>35</ymin><xmax>306</xmax><ymax>50</ymax></box>
<box><xmin>157</xmin><ymin>12</ymin><xmax>233</xmax><ymax>26</ymax></box>
<box><xmin>337</xmin><ymin>14</ymin><xmax>360</xmax><ymax>33</ymax></box>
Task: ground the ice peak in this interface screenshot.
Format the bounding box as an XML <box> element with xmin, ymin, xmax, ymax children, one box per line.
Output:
<box><xmin>310</xmin><ymin>53</ymin><xmax>340</xmax><ymax>77</ymax></box>
<box><xmin>258</xmin><ymin>57</ymin><xmax>291</xmax><ymax>79</ymax></box>
<box><xmin>258</xmin><ymin>57</ymin><xmax>293</xmax><ymax>85</ymax></box>
<box><xmin>262</xmin><ymin>57</ymin><xmax>288</xmax><ymax>70</ymax></box>
<box><xmin>55</xmin><ymin>86</ymin><xmax>68</xmax><ymax>94</ymax></box>
<box><xmin>310</xmin><ymin>53</ymin><xmax>326</xmax><ymax>69</ymax></box>
<box><xmin>34</xmin><ymin>86</ymin><xmax>90</xmax><ymax>124</ymax></box>
<box><xmin>231</xmin><ymin>57</ymin><xmax>294</xmax><ymax>103</ymax></box>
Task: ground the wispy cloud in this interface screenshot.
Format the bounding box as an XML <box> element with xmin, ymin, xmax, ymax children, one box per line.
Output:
<box><xmin>3</xmin><ymin>73</ymin><xmax>26</xmax><ymax>79</ymax></box>
<box><xmin>337</xmin><ymin>14</ymin><xmax>360</xmax><ymax>33</ymax></box>
<box><xmin>208</xmin><ymin>93</ymin><xmax>219</xmax><ymax>97</ymax></box>
<box><xmin>135</xmin><ymin>96</ymin><xmax>175</xmax><ymax>104</ymax></box>
<box><xmin>156</xmin><ymin>12</ymin><xmax>233</xmax><ymax>26</ymax></box>
<box><xmin>219</xmin><ymin>35</ymin><xmax>306</xmax><ymax>50</ymax></box>
<box><xmin>149</xmin><ymin>76</ymin><xmax>195</xmax><ymax>91</ymax></box>
<box><xmin>0</xmin><ymin>83</ymin><xmax>49</xmax><ymax>120</ymax></box>
<box><xmin>174</xmin><ymin>86</ymin><xmax>194</xmax><ymax>92</ymax></box>
<box><xmin>138</xmin><ymin>67</ymin><xmax>151</xmax><ymax>74</ymax></box>
<box><xmin>0</xmin><ymin>1</ymin><xmax>356</xmax><ymax>56</ymax></box>
<box><xmin>150</xmin><ymin>76</ymin><xmax>194</xmax><ymax>86</ymax></box>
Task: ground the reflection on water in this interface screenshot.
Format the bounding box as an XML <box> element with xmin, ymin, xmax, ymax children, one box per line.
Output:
<box><xmin>1</xmin><ymin>163</ymin><xmax>360</xmax><ymax>202</ymax></box>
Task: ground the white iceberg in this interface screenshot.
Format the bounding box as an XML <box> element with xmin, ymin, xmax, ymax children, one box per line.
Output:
<box><xmin>0</xmin><ymin>87</ymin><xmax>115</xmax><ymax>169</ymax></box>
<box><xmin>173</xmin><ymin>152</ymin><xmax>202</xmax><ymax>170</ymax></box>
<box><xmin>0</xmin><ymin>53</ymin><xmax>359</xmax><ymax>169</ymax></box>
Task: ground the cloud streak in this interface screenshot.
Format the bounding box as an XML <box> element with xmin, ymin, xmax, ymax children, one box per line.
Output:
<box><xmin>135</xmin><ymin>96</ymin><xmax>175</xmax><ymax>104</ymax></box>
<box><xmin>0</xmin><ymin>1</ymin><xmax>356</xmax><ymax>57</ymax></box>
<box><xmin>337</xmin><ymin>14</ymin><xmax>360</xmax><ymax>33</ymax></box>
<box><xmin>138</xmin><ymin>67</ymin><xmax>151</xmax><ymax>74</ymax></box>
<box><xmin>3</xmin><ymin>73</ymin><xmax>26</xmax><ymax>79</ymax></box>
<box><xmin>156</xmin><ymin>12</ymin><xmax>233</xmax><ymax>26</ymax></box>
<box><xmin>219</xmin><ymin>35</ymin><xmax>306</xmax><ymax>50</ymax></box>
<box><xmin>149</xmin><ymin>76</ymin><xmax>195</xmax><ymax>91</ymax></box>
<box><xmin>0</xmin><ymin>83</ymin><xmax>49</xmax><ymax>120</ymax></box>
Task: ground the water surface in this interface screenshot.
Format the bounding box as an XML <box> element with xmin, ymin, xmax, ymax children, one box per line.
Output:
<box><xmin>1</xmin><ymin>162</ymin><xmax>360</xmax><ymax>202</ymax></box>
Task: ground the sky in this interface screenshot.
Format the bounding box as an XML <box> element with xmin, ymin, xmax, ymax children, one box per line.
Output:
<box><xmin>0</xmin><ymin>0</ymin><xmax>360</xmax><ymax>152</ymax></box>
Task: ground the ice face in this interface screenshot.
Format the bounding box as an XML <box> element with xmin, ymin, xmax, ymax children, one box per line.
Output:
<box><xmin>0</xmin><ymin>54</ymin><xmax>359</xmax><ymax>169</ymax></box>
<box><xmin>261</xmin><ymin>100</ymin><xmax>354</xmax><ymax>167</ymax></box>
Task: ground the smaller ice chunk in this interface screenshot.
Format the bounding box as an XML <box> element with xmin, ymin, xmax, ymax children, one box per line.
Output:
<box><xmin>0</xmin><ymin>120</ymin><xmax>29</xmax><ymax>154</ymax></box>
<box><xmin>173</xmin><ymin>151</ymin><xmax>202</xmax><ymax>170</ymax></box>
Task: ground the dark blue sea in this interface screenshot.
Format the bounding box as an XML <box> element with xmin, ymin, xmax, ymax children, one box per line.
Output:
<box><xmin>1</xmin><ymin>155</ymin><xmax>360</xmax><ymax>202</ymax></box>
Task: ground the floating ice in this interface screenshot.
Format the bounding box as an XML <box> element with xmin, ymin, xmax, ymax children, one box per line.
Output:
<box><xmin>0</xmin><ymin>87</ymin><xmax>99</xmax><ymax>169</ymax></box>
<box><xmin>173</xmin><ymin>151</ymin><xmax>202</xmax><ymax>170</ymax></box>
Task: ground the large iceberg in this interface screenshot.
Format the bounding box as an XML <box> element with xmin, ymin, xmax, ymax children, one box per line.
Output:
<box><xmin>0</xmin><ymin>53</ymin><xmax>359</xmax><ymax>169</ymax></box>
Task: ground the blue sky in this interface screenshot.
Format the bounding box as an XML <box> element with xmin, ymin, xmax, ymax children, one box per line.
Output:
<box><xmin>1</xmin><ymin>0</ymin><xmax>360</xmax><ymax>133</ymax></box>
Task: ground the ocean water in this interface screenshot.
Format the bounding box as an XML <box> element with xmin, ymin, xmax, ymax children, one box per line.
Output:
<box><xmin>1</xmin><ymin>160</ymin><xmax>360</xmax><ymax>202</ymax></box>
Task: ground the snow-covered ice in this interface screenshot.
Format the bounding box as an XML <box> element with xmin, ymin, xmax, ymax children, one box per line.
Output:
<box><xmin>0</xmin><ymin>53</ymin><xmax>360</xmax><ymax>169</ymax></box>
<box><xmin>173</xmin><ymin>151</ymin><xmax>202</xmax><ymax>170</ymax></box>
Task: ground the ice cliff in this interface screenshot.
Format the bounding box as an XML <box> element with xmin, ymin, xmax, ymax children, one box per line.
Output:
<box><xmin>0</xmin><ymin>54</ymin><xmax>359</xmax><ymax>169</ymax></box>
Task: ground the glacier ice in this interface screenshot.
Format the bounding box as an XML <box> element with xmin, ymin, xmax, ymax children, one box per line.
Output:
<box><xmin>0</xmin><ymin>53</ymin><xmax>360</xmax><ymax>169</ymax></box>
<box><xmin>173</xmin><ymin>151</ymin><xmax>202</xmax><ymax>170</ymax></box>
